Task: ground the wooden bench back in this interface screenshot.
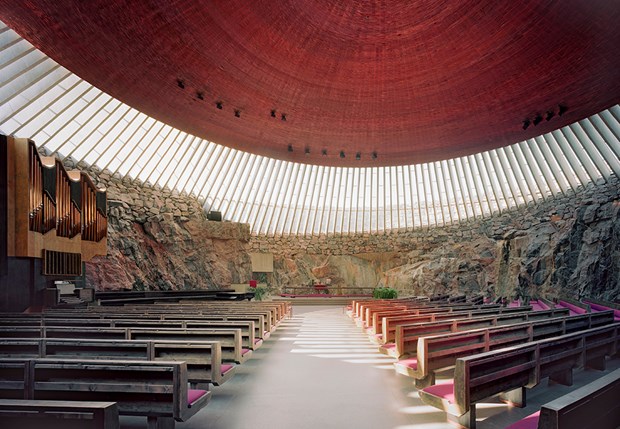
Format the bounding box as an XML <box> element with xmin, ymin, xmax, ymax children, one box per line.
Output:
<box><xmin>538</xmin><ymin>367</ymin><xmax>620</xmax><ymax>429</ymax></box>
<box><xmin>395</xmin><ymin>308</ymin><xmax>571</xmax><ymax>357</ymax></box>
<box><xmin>0</xmin><ymin>358</ymin><xmax>209</xmax><ymax>422</ymax></box>
<box><xmin>0</xmin><ymin>317</ymin><xmax>257</xmax><ymax>350</ymax></box>
<box><xmin>0</xmin><ymin>399</ymin><xmax>119</xmax><ymax>429</ymax></box>
<box><xmin>0</xmin><ymin>338</ymin><xmax>227</xmax><ymax>386</ymax></box>
<box><xmin>2</xmin><ymin>312</ymin><xmax>267</xmax><ymax>342</ymax></box>
<box><xmin>372</xmin><ymin>305</ymin><xmax>523</xmax><ymax>336</ymax></box>
<box><xmin>75</xmin><ymin>308</ymin><xmax>273</xmax><ymax>334</ymax></box>
<box><xmin>0</xmin><ymin>326</ymin><xmax>243</xmax><ymax>363</ymax></box>
<box><xmin>414</xmin><ymin>311</ymin><xmax>616</xmax><ymax>381</ymax></box>
<box><xmin>381</xmin><ymin>305</ymin><xmax>534</xmax><ymax>343</ymax></box>
<box><xmin>116</xmin><ymin>304</ymin><xmax>279</xmax><ymax>328</ymax></box>
<box><xmin>453</xmin><ymin>323</ymin><xmax>620</xmax><ymax>415</ymax></box>
<box><xmin>350</xmin><ymin>297</ymin><xmax>427</xmax><ymax>318</ymax></box>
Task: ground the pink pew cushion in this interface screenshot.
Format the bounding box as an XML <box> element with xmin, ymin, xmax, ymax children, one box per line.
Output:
<box><xmin>398</xmin><ymin>356</ymin><xmax>418</xmax><ymax>370</ymax></box>
<box><xmin>529</xmin><ymin>300</ymin><xmax>549</xmax><ymax>311</ymax></box>
<box><xmin>422</xmin><ymin>382</ymin><xmax>455</xmax><ymax>404</ymax></box>
<box><xmin>558</xmin><ymin>300</ymin><xmax>587</xmax><ymax>315</ymax></box>
<box><xmin>242</xmin><ymin>348</ymin><xmax>251</xmax><ymax>356</ymax></box>
<box><xmin>382</xmin><ymin>343</ymin><xmax>396</xmax><ymax>350</ymax></box>
<box><xmin>254</xmin><ymin>338</ymin><xmax>262</xmax><ymax>345</ymax></box>
<box><xmin>504</xmin><ymin>411</ymin><xmax>540</xmax><ymax>429</ymax></box>
<box><xmin>586</xmin><ymin>301</ymin><xmax>620</xmax><ymax>320</ymax></box>
<box><xmin>188</xmin><ymin>389</ymin><xmax>208</xmax><ymax>406</ymax></box>
<box><xmin>221</xmin><ymin>364</ymin><xmax>234</xmax><ymax>375</ymax></box>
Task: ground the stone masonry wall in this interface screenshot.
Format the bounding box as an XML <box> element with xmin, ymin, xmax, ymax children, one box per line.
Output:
<box><xmin>251</xmin><ymin>176</ymin><xmax>620</xmax><ymax>301</ymax></box>
<box><xmin>58</xmin><ymin>158</ymin><xmax>253</xmax><ymax>291</ymax></box>
<box><xmin>51</xmin><ymin>141</ymin><xmax>619</xmax><ymax>303</ymax></box>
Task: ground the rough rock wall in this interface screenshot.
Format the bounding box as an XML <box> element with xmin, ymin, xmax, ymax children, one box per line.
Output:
<box><xmin>61</xmin><ymin>161</ymin><xmax>253</xmax><ymax>291</ymax></box>
<box><xmin>251</xmin><ymin>176</ymin><xmax>620</xmax><ymax>301</ymax></box>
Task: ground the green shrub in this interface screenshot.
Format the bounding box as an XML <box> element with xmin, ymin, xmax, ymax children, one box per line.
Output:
<box><xmin>373</xmin><ymin>287</ymin><xmax>398</xmax><ymax>299</ymax></box>
<box><xmin>253</xmin><ymin>285</ymin><xmax>268</xmax><ymax>301</ymax></box>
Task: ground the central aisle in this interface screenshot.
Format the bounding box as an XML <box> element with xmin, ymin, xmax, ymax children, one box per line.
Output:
<box><xmin>176</xmin><ymin>305</ymin><xmax>443</xmax><ymax>429</ymax></box>
<box><xmin>120</xmin><ymin>304</ymin><xmax>620</xmax><ymax>429</ymax></box>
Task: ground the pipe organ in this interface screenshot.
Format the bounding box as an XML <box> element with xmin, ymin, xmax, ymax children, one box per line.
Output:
<box><xmin>4</xmin><ymin>135</ymin><xmax>107</xmax><ymax>273</ymax></box>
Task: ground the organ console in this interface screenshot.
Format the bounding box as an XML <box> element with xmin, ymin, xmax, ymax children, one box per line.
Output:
<box><xmin>3</xmin><ymin>135</ymin><xmax>107</xmax><ymax>273</ymax></box>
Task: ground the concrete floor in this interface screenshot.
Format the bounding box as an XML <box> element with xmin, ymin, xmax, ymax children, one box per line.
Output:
<box><xmin>121</xmin><ymin>305</ymin><xmax>620</xmax><ymax>429</ymax></box>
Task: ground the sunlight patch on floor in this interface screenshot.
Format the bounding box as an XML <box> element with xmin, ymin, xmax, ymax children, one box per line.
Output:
<box><xmin>399</xmin><ymin>405</ymin><xmax>444</xmax><ymax>415</ymax></box>
<box><xmin>342</xmin><ymin>358</ymin><xmax>396</xmax><ymax>364</ymax></box>
<box><xmin>291</xmin><ymin>348</ymin><xmax>381</xmax><ymax>353</ymax></box>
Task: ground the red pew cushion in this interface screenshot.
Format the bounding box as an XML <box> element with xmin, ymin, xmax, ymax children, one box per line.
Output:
<box><xmin>398</xmin><ymin>356</ymin><xmax>418</xmax><ymax>370</ymax></box>
<box><xmin>422</xmin><ymin>382</ymin><xmax>455</xmax><ymax>404</ymax></box>
<box><xmin>221</xmin><ymin>364</ymin><xmax>234</xmax><ymax>375</ymax></box>
<box><xmin>188</xmin><ymin>389</ymin><xmax>208</xmax><ymax>406</ymax></box>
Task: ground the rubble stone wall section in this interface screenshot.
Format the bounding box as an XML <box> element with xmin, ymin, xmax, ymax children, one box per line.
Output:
<box><xmin>250</xmin><ymin>176</ymin><xmax>620</xmax><ymax>301</ymax></box>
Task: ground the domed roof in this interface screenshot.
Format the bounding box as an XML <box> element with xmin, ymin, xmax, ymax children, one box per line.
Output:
<box><xmin>2</xmin><ymin>0</ymin><xmax>619</xmax><ymax>166</ymax></box>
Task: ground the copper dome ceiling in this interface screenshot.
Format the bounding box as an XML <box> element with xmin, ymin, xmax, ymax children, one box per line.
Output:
<box><xmin>1</xmin><ymin>0</ymin><xmax>619</xmax><ymax>166</ymax></box>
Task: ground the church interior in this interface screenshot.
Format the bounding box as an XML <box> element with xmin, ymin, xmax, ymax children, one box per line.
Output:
<box><xmin>0</xmin><ymin>1</ymin><xmax>619</xmax><ymax>428</ymax></box>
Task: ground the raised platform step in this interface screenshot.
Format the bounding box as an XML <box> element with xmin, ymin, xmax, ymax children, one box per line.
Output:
<box><xmin>271</xmin><ymin>296</ymin><xmax>356</xmax><ymax>305</ymax></box>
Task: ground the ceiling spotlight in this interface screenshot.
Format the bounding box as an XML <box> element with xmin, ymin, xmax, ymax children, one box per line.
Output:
<box><xmin>177</xmin><ymin>79</ymin><xmax>185</xmax><ymax>89</ymax></box>
<box><xmin>372</xmin><ymin>151</ymin><xmax>377</xmax><ymax>159</ymax></box>
<box><xmin>215</xmin><ymin>101</ymin><xmax>223</xmax><ymax>109</ymax></box>
<box><xmin>339</xmin><ymin>151</ymin><xmax>345</xmax><ymax>158</ymax></box>
<box><xmin>522</xmin><ymin>119</ymin><xmax>530</xmax><ymax>130</ymax></box>
<box><xmin>270</xmin><ymin>109</ymin><xmax>276</xmax><ymax>118</ymax></box>
<box><xmin>281</xmin><ymin>113</ymin><xmax>287</xmax><ymax>121</ymax></box>
<box><xmin>558</xmin><ymin>104</ymin><xmax>568</xmax><ymax>116</ymax></box>
<box><xmin>355</xmin><ymin>152</ymin><xmax>361</xmax><ymax>160</ymax></box>
<box><xmin>287</xmin><ymin>145</ymin><xmax>293</xmax><ymax>152</ymax></box>
<box><xmin>196</xmin><ymin>92</ymin><xmax>204</xmax><ymax>100</ymax></box>
<box><xmin>545</xmin><ymin>110</ymin><xmax>555</xmax><ymax>121</ymax></box>
<box><xmin>305</xmin><ymin>147</ymin><xmax>310</xmax><ymax>155</ymax></box>
<box><xmin>532</xmin><ymin>114</ymin><xmax>543</xmax><ymax>126</ymax></box>
<box><xmin>322</xmin><ymin>149</ymin><xmax>327</xmax><ymax>156</ymax></box>
<box><xmin>234</xmin><ymin>109</ymin><xmax>240</xmax><ymax>117</ymax></box>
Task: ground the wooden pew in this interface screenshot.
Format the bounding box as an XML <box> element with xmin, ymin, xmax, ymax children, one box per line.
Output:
<box><xmin>0</xmin><ymin>326</ymin><xmax>247</xmax><ymax>364</ymax></box>
<box><xmin>348</xmin><ymin>296</ymin><xmax>429</xmax><ymax>319</ymax></box>
<box><xmin>360</xmin><ymin>300</ymin><xmax>503</xmax><ymax>331</ymax></box>
<box><xmin>418</xmin><ymin>323</ymin><xmax>620</xmax><ymax>429</ymax></box>
<box><xmin>0</xmin><ymin>317</ymin><xmax>261</xmax><ymax>351</ymax></box>
<box><xmin>83</xmin><ymin>299</ymin><xmax>293</xmax><ymax>323</ymax></box>
<box><xmin>505</xmin><ymin>367</ymin><xmax>620</xmax><ymax>429</ymax></box>
<box><xmin>583</xmin><ymin>298</ymin><xmax>620</xmax><ymax>321</ymax></box>
<box><xmin>365</xmin><ymin>303</ymin><xmax>505</xmax><ymax>334</ymax></box>
<box><xmin>0</xmin><ymin>338</ymin><xmax>234</xmax><ymax>387</ymax></box>
<box><xmin>44</xmin><ymin>299</ymin><xmax>289</xmax><ymax>329</ymax></box>
<box><xmin>120</xmin><ymin>304</ymin><xmax>285</xmax><ymax>332</ymax></box>
<box><xmin>0</xmin><ymin>358</ymin><xmax>210</xmax><ymax>429</ymax></box>
<box><xmin>375</xmin><ymin>305</ymin><xmax>532</xmax><ymax>344</ymax></box>
<box><xmin>0</xmin><ymin>399</ymin><xmax>119</xmax><ymax>429</ymax></box>
<box><xmin>38</xmin><ymin>309</ymin><xmax>273</xmax><ymax>340</ymax></box>
<box><xmin>47</xmin><ymin>310</ymin><xmax>271</xmax><ymax>343</ymax></box>
<box><xmin>56</xmin><ymin>311</ymin><xmax>269</xmax><ymax>343</ymax></box>
<box><xmin>554</xmin><ymin>298</ymin><xmax>590</xmax><ymax>316</ymax></box>
<box><xmin>392</xmin><ymin>308</ymin><xmax>570</xmax><ymax>358</ymax></box>
<box><xmin>395</xmin><ymin>311</ymin><xmax>616</xmax><ymax>387</ymax></box>
<box><xmin>369</xmin><ymin>303</ymin><xmax>508</xmax><ymax>337</ymax></box>
<box><xmin>88</xmin><ymin>307</ymin><xmax>275</xmax><ymax>339</ymax></box>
